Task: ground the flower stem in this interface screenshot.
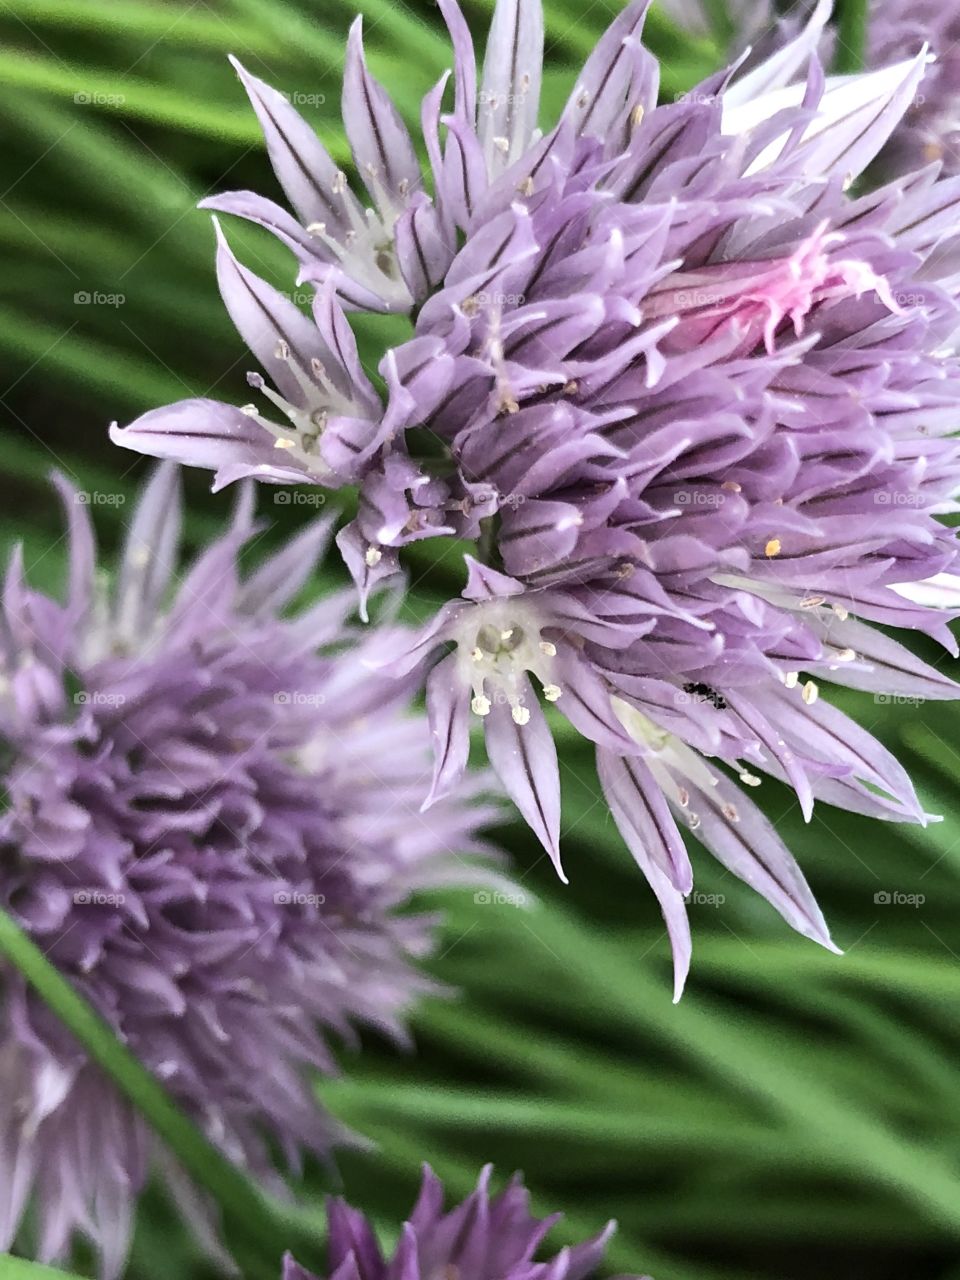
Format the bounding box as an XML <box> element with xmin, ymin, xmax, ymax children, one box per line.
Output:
<box><xmin>833</xmin><ymin>0</ymin><xmax>868</xmax><ymax>72</ymax></box>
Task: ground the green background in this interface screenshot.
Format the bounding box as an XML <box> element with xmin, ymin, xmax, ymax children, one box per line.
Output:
<box><xmin>0</xmin><ymin>2</ymin><xmax>959</xmax><ymax>1278</ymax></box>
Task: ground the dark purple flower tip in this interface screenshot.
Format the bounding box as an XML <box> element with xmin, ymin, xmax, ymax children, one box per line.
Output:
<box><xmin>285</xmin><ymin>1164</ymin><xmax>651</xmax><ymax>1280</ymax></box>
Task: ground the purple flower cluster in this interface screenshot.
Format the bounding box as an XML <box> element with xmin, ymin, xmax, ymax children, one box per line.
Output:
<box><xmin>284</xmin><ymin>1165</ymin><xmax>649</xmax><ymax>1280</ymax></box>
<box><xmin>0</xmin><ymin>467</ymin><xmax>497</xmax><ymax>1272</ymax></box>
<box><xmin>112</xmin><ymin>0</ymin><xmax>960</xmax><ymax>995</ymax></box>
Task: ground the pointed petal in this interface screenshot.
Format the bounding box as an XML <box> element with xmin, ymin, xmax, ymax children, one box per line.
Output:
<box><xmin>478</xmin><ymin>0</ymin><xmax>543</xmax><ymax>171</ymax></box>
<box><xmin>422</xmin><ymin>652</ymin><xmax>472</xmax><ymax>808</ymax></box>
<box><xmin>237</xmin><ymin>511</ymin><xmax>336</xmax><ymax>617</ymax></box>
<box><xmin>344</xmin><ymin>18</ymin><xmax>422</xmax><ymax>215</ymax></box>
<box><xmin>228</xmin><ymin>57</ymin><xmax>359</xmax><ymax>233</ymax></box>
<box><xmin>561</xmin><ymin>0</ymin><xmax>657</xmax><ymax>149</ymax></box>
<box><xmin>673</xmin><ymin>769</ymin><xmax>839</xmax><ymax>954</ymax></box>
<box><xmin>484</xmin><ymin>676</ymin><xmax>563</xmax><ymax>877</ymax></box>
<box><xmin>723</xmin><ymin>0</ymin><xmax>831</xmax><ymax>108</ymax></box>
<box><xmin>597</xmin><ymin>748</ymin><xmax>693</xmax><ymax>893</ymax></box>
<box><xmin>327</xmin><ymin>1198</ymin><xmax>386</xmax><ymax>1280</ymax></box>
<box><xmin>213</xmin><ymin>219</ymin><xmax>344</xmax><ymax>407</ymax></box>
<box><xmin>283</xmin><ymin>1253</ymin><xmax>320</xmax><ymax>1280</ymax></box>
<box><xmin>553</xmin><ymin>650</ymin><xmax>649</xmax><ymax>756</ymax></box>
<box><xmin>462</xmin><ymin>555</ymin><xmax>525</xmax><ymax>601</ymax></box>
<box><xmin>50</xmin><ymin>470</ymin><xmax>96</xmax><ymax>627</ymax></box>
<box><xmin>809</xmin><ymin>614</ymin><xmax>958</xmax><ymax>700</ymax></box>
<box><xmin>335</xmin><ymin>520</ymin><xmax>403</xmax><ymax>622</ymax></box>
<box><xmin>437</xmin><ymin>0</ymin><xmax>477</xmax><ymax>119</ymax></box>
<box><xmin>395</xmin><ymin>195</ymin><xmax>454</xmax><ymax>300</ymax></box>
<box><xmin>724</xmin><ymin>691</ymin><xmax>816</xmax><ymax>823</ymax></box>
<box><xmin>110</xmin><ymin>399</ymin><xmax>282</xmax><ymax>481</ymax></box>
<box><xmin>199</xmin><ymin>190</ymin><xmax>323</xmax><ymax>261</ymax></box>
<box><xmin>114</xmin><ymin>461</ymin><xmax>181</xmax><ymax>640</ymax></box>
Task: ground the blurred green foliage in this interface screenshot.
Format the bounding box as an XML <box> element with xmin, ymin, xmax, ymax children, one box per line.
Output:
<box><xmin>0</xmin><ymin>2</ymin><xmax>959</xmax><ymax>1279</ymax></box>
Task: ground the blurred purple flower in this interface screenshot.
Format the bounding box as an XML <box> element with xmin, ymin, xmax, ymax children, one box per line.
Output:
<box><xmin>0</xmin><ymin>466</ymin><xmax>498</xmax><ymax>1275</ymax></box>
<box><xmin>284</xmin><ymin>1164</ymin><xmax>650</xmax><ymax>1280</ymax></box>
<box><xmin>111</xmin><ymin>0</ymin><xmax>960</xmax><ymax>994</ymax></box>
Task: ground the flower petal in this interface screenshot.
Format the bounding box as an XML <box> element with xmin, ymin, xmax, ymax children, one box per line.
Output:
<box><xmin>483</xmin><ymin>676</ymin><xmax>563</xmax><ymax>878</ymax></box>
<box><xmin>422</xmin><ymin>652</ymin><xmax>472</xmax><ymax>808</ymax></box>
<box><xmin>478</xmin><ymin>0</ymin><xmax>543</xmax><ymax>172</ymax></box>
<box><xmin>343</xmin><ymin>18</ymin><xmax>422</xmax><ymax>217</ymax></box>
